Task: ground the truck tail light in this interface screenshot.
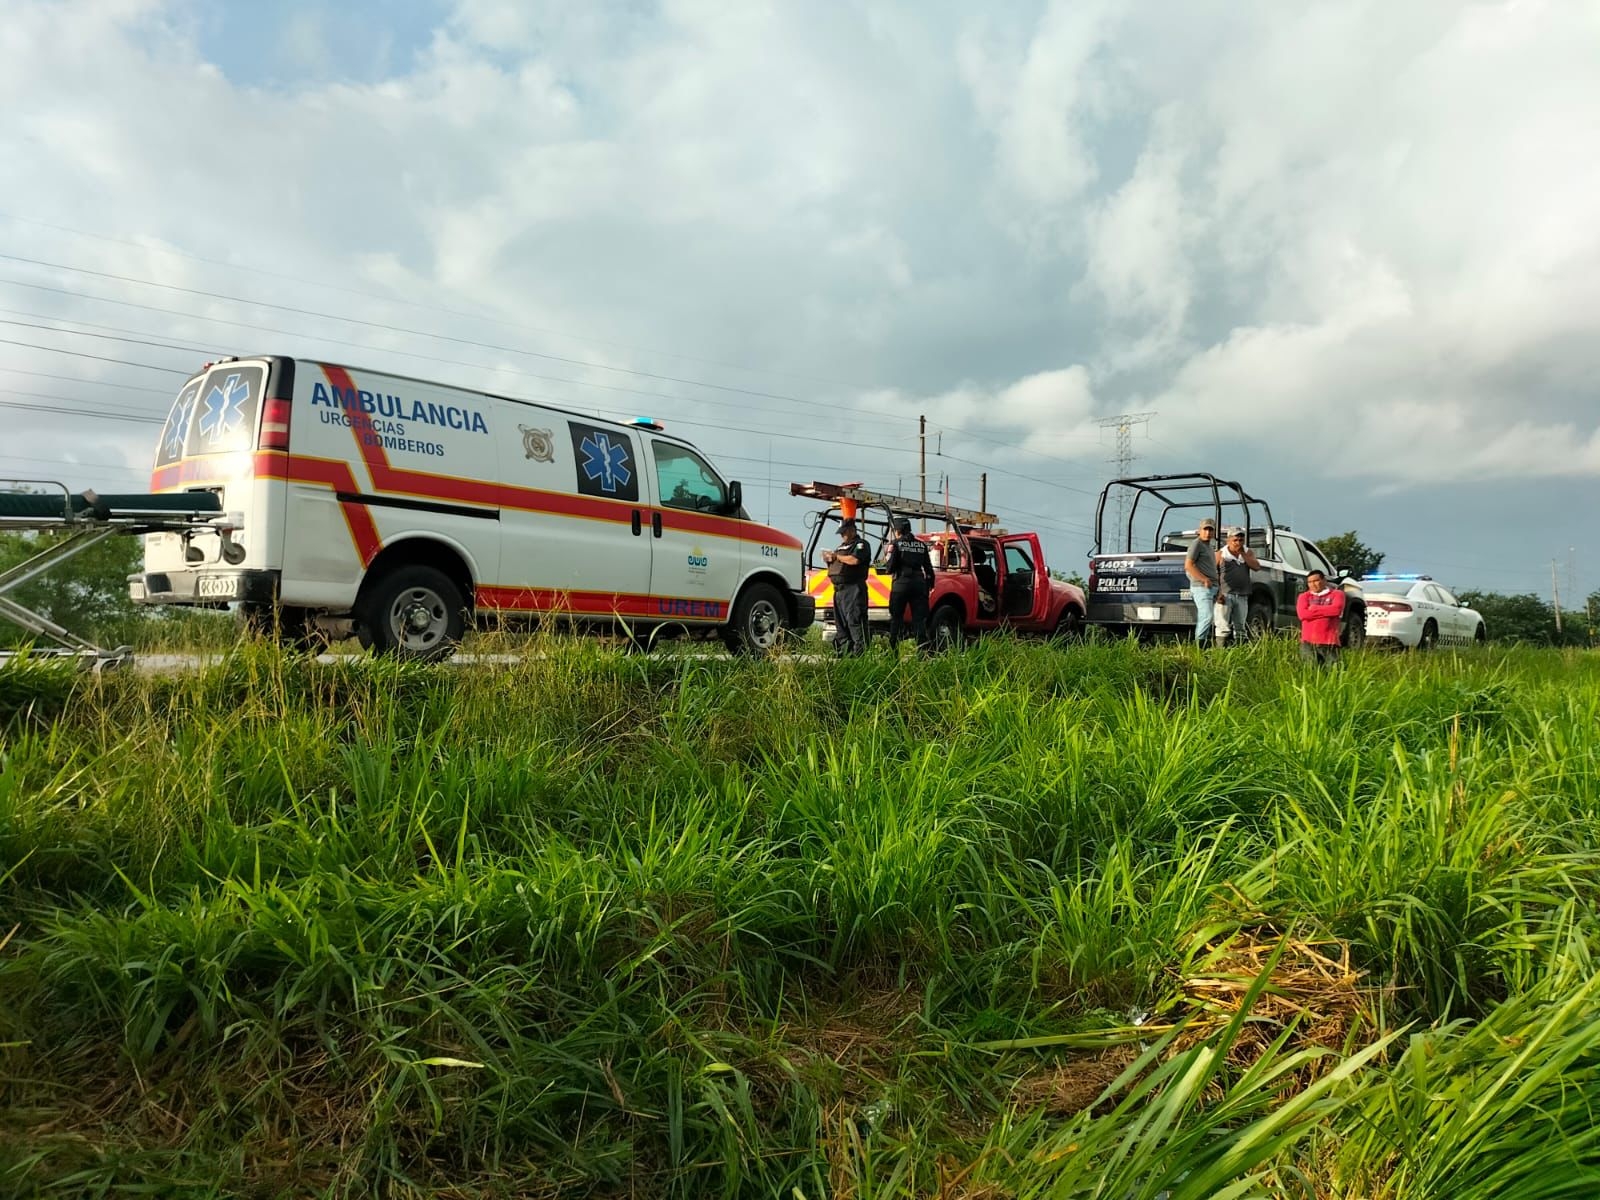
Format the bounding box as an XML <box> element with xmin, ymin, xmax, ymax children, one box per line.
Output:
<box><xmin>1088</xmin><ymin>562</ymin><xmax>1098</xmax><ymax>592</ymax></box>
<box><xmin>1369</xmin><ymin>600</ymin><xmax>1412</xmax><ymax>613</ymax></box>
<box><xmin>259</xmin><ymin>398</ymin><xmax>292</xmax><ymax>451</ymax></box>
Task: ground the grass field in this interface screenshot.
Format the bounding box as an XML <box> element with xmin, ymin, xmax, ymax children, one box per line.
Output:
<box><xmin>2</xmin><ymin>636</ymin><xmax>1599</xmax><ymax>1197</ymax></box>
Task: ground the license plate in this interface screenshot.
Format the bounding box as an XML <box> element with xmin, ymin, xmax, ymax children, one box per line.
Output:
<box><xmin>1136</xmin><ymin>606</ymin><xmax>1162</xmax><ymax>621</ymax></box>
<box><xmin>197</xmin><ymin>575</ymin><xmax>238</xmax><ymax>599</ymax></box>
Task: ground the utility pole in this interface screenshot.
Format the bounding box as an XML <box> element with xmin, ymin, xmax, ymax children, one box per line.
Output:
<box><xmin>919</xmin><ymin>414</ymin><xmax>927</xmax><ymax>533</ymax></box>
<box><xmin>1552</xmin><ymin>559</ymin><xmax>1563</xmax><ymax>634</ymax></box>
<box><xmin>980</xmin><ymin>472</ymin><xmax>987</xmax><ymax>517</ymax></box>
<box><xmin>1097</xmin><ymin>412</ymin><xmax>1155</xmax><ymax>550</ymax></box>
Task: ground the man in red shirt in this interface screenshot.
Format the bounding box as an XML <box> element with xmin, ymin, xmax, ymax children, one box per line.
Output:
<box><xmin>1296</xmin><ymin>569</ymin><xmax>1346</xmax><ymax>666</ymax></box>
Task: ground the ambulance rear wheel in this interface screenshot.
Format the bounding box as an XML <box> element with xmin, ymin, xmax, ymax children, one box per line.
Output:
<box><xmin>240</xmin><ymin>603</ymin><xmax>325</xmax><ymax>655</ymax></box>
<box><xmin>724</xmin><ymin>582</ymin><xmax>789</xmax><ymax>656</ymax></box>
<box><xmin>359</xmin><ymin>565</ymin><xmax>465</xmax><ymax>662</ymax></box>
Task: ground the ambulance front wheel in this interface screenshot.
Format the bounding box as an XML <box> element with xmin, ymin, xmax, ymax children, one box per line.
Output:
<box><xmin>358</xmin><ymin>564</ymin><xmax>466</xmax><ymax>662</ymax></box>
<box><xmin>724</xmin><ymin>582</ymin><xmax>791</xmax><ymax>656</ymax></box>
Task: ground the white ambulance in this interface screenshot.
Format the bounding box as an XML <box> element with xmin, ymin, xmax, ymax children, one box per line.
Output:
<box><xmin>130</xmin><ymin>355</ymin><xmax>815</xmax><ymax>658</ymax></box>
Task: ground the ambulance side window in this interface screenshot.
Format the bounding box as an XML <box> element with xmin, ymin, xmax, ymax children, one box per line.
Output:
<box><xmin>652</xmin><ymin>442</ymin><xmax>727</xmax><ymax>513</ymax></box>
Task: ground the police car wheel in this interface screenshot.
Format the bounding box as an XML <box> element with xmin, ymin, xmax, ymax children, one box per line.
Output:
<box><xmin>361</xmin><ymin>565</ymin><xmax>465</xmax><ymax>661</ymax></box>
<box><xmin>1341</xmin><ymin>607</ymin><xmax>1367</xmax><ymax>650</ymax></box>
<box><xmin>726</xmin><ymin>582</ymin><xmax>788</xmax><ymax>655</ymax></box>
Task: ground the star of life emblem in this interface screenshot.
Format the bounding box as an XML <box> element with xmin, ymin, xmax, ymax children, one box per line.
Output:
<box><xmin>580</xmin><ymin>431</ymin><xmax>632</xmax><ymax>493</ymax></box>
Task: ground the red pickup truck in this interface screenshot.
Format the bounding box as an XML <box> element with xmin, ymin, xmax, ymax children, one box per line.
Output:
<box><xmin>792</xmin><ymin>481</ymin><xmax>1087</xmax><ymax>649</ymax></box>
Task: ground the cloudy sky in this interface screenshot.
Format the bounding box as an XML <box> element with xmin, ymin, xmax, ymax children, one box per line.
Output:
<box><xmin>2</xmin><ymin>0</ymin><xmax>1596</xmax><ymax>599</ymax></box>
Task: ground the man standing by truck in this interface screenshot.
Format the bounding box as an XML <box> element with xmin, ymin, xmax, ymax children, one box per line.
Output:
<box><xmin>1215</xmin><ymin>527</ymin><xmax>1262</xmax><ymax>646</ymax></box>
<box><xmin>1184</xmin><ymin>517</ymin><xmax>1220</xmax><ymax>646</ymax></box>
<box><xmin>1296</xmin><ymin>568</ymin><xmax>1345</xmax><ymax>666</ymax></box>
<box><xmin>882</xmin><ymin>516</ymin><xmax>935</xmax><ymax>653</ymax></box>
<box><xmin>823</xmin><ymin>518</ymin><xmax>872</xmax><ymax>656</ymax></box>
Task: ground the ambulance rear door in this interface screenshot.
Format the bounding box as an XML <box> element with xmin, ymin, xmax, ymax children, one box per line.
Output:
<box><xmin>147</xmin><ymin>357</ymin><xmax>285</xmax><ymax>587</ymax></box>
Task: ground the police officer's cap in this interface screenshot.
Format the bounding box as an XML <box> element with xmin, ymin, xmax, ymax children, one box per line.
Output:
<box><xmin>838</xmin><ymin>517</ymin><xmax>857</xmax><ymax>532</ymax></box>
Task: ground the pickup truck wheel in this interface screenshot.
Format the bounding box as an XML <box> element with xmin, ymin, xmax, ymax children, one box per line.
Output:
<box><xmin>724</xmin><ymin>582</ymin><xmax>789</xmax><ymax>656</ymax></box>
<box><xmin>1246</xmin><ymin>601</ymin><xmax>1274</xmax><ymax>640</ymax></box>
<box><xmin>359</xmin><ymin>565</ymin><xmax>465</xmax><ymax>662</ymax></box>
<box><xmin>1341</xmin><ymin>607</ymin><xmax>1367</xmax><ymax>650</ymax></box>
<box><xmin>1473</xmin><ymin>623</ymin><xmax>1487</xmax><ymax>646</ymax></box>
<box><xmin>1417</xmin><ymin>620</ymin><xmax>1438</xmax><ymax>652</ymax></box>
<box><xmin>929</xmin><ymin>603</ymin><xmax>964</xmax><ymax>652</ymax></box>
<box><xmin>1051</xmin><ymin>607</ymin><xmax>1085</xmax><ymax>643</ymax></box>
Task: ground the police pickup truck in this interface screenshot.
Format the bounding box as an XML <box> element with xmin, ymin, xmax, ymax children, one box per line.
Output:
<box><xmin>1084</xmin><ymin>473</ymin><xmax>1365</xmax><ymax>645</ymax></box>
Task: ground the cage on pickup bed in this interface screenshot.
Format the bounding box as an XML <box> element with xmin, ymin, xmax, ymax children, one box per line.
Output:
<box><xmin>1092</xmin><ymin>472</ymin><xmax>1276</xmax><ymax>556</ymax></box>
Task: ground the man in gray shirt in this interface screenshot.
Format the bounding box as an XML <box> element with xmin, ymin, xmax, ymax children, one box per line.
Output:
<box><xmin>1184</xmin><ymin>517</ymin><xmax>1219</xmax><ymax>646</ymax></box>
<box><xmin>1215</xmin><ymin>527</ymin><xmax>1262</xmax><ymax>645</ymax></box>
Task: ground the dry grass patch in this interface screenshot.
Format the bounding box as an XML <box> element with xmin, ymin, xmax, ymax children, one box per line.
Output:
<box><xmin>1172</xmin><ymin>927</ymin><xmax>1381</xmax><ymax>1067</ymax></box>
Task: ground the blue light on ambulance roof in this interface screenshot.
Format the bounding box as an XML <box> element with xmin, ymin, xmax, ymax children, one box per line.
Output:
<box><xmin>629</xmin><ymin>416</ymin><xmax>663</xmax><ymax>431</ymax></box>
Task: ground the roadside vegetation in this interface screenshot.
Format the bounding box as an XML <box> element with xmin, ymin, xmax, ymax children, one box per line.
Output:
<box><xmin>3</xmin><ymin>635</ymin><xmax>1600</xmax><ymax>1197</ymax></box>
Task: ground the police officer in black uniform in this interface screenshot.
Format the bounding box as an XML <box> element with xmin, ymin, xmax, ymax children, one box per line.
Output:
<box><xmin>823</xmin><ymin>517</ymin><xmax>872</xmax><ymax>655</ymax></box>
<box><xmin>882</xmin><ymin>516</ymin><xmax>935</xmax><ymax>653</ymax></box>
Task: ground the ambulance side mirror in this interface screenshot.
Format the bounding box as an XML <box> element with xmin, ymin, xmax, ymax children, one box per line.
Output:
<box><xmin>722</xmin><ymin>480</ymin><xmax>743</xmax><ymax>515</ymax></box>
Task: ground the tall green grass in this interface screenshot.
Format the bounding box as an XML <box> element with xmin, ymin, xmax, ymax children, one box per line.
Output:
<box><xmin>2</xmin><ymin>636</ymin><xmax>1598</xmax><ymax>1196</ymax></box>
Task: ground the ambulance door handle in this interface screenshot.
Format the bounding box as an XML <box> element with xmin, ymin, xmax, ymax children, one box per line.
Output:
<box><xmin>651</xmin><ymin>511</ymin><xmax>662</xmax><ymax>538</ymax></box>
<box><xmin>631</xmin><ymin>510</ymin><xmax>642</xmax><ymax>536</ymax></box>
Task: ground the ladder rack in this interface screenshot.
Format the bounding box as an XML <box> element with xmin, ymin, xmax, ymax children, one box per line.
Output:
<box><xmin>788</xmin><ymin>480</ymin><xmax>999</xmax><ymax>527</ymax></box>
<box><xmin>0</xmin><ymin>480</ymin><xmax>241</xmax><ymax>671</ymax></box>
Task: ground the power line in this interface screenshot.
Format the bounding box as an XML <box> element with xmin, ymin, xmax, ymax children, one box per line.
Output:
<box><xmin>0</xmin><ymin>387</ymin><xmax>164</xmax><ymax>421</ymax></box>
<box><xmin>1</xmin><ymin>305</ymin><xmax>1108</xmax><ymax>508</ymax></box>
<box><xmin>1</xmin><ymin>241</ymin><xmax>1107</xmax><ymax>485</ymax></box>
<box><xmin>6</xmin><ymin>315</ymin><xmax>1100</xmax><ymax>506</ymax></box>
<box><xmin>0</xmin><ymin>286</ymin><xmax>927</xmax><ymax>439</ymax></box>
<box><xmin>0</xmin><ymin>363</ymin><xmax>175</xmax><ymax>395</ymax></box>
<box><xmin>0</xmin><ymin>210</ymin><xmax>873</xmax><ymax>390</ymax></box>
<box><xmin>0</xmin><ymin>313</ymin><xmax>219</xmax><ymax>357</ymax></box>
<box><xmin>0</xmin><ymin>334</ymin><xmax>192</xmax><ymax>375</ymax></box>
<box><xmin>0</xmin><ymin>398</ymin><xmax>162</xmax><ymax>425</ymax></box>
<box><xmin>0</xmin><ymin>252</ymin><xmax>894</xmax><ymax>415</ymax></box>
<box><xmin>0</xmin><ymin>451</ymin><xmax>148</xmax><ymax>476</ymax></box>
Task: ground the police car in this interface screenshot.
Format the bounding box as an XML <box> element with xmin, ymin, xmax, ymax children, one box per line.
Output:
<box><xmin>130</xmin><ymin>355</ymin><xmax>814</xmax><ymax>658</ymax></box>
<box><xmin>1362</xmin><ymin>574</ymin><xmax>1486</xmax><ymax>649</ymax></box>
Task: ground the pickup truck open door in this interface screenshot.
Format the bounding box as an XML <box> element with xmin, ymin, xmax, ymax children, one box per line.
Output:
<box><xmin>999</xmin><ymin>533</ymin><xmax>1051</xmax><ymax>625</ymax></box>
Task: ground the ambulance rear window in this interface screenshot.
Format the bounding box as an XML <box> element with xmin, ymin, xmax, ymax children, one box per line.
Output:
<box><xmin>154</xmin><ymin>365</ymin><xmax>265</xmax><ymax>465</ymax></box>
<box><xmin>155</xmin><ymin>377</ymin><xmax>204</xmax><ymax>468</ymax></box>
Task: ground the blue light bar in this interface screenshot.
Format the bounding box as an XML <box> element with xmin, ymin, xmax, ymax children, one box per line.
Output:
<box><xmin>629</xmin><ymin>417</ymin><xmax>663</xmax><ymax>431</ymax></box>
